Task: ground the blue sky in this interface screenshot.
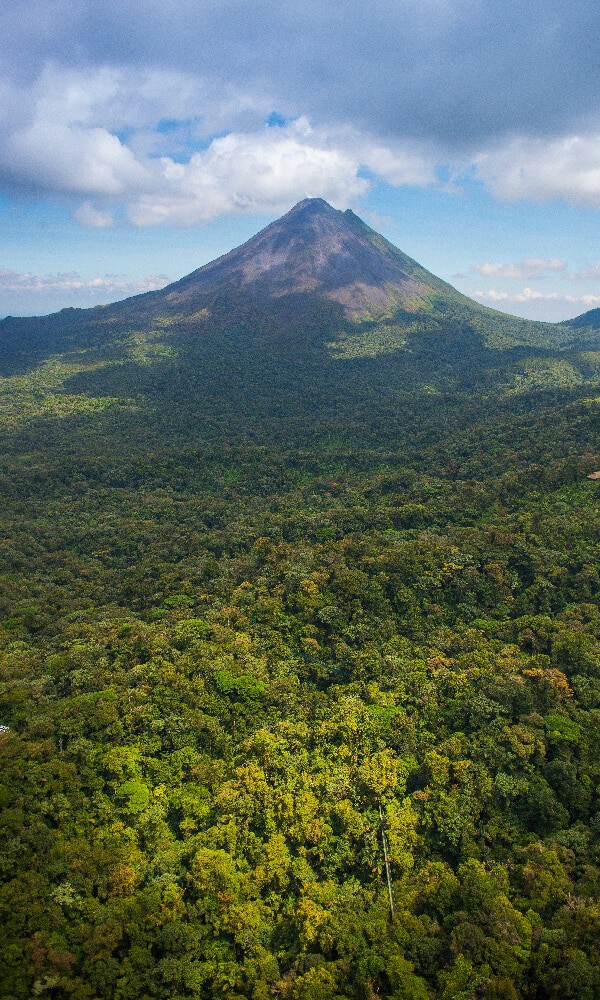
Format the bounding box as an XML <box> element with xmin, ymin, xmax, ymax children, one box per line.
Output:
<box><xmin>1</xmin><ymin>0</ymin><xmax>599</xmax><ymax>321</ymax></box>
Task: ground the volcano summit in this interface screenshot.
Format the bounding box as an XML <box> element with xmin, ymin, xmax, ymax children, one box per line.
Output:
<box><xmin>160</xmin><ymin>197</ymin><xmax>455</xmax><ymax>317</ymax></box>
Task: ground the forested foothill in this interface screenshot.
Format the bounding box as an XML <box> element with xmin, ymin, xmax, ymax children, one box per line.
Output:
<box><xmin>0</xmin><ymin>201</ymin><xmax>598</xmax><ymax>999</ymax></box>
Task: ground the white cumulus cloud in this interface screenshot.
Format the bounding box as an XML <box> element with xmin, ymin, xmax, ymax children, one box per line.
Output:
<box><xmin>578</xmin><ymin>261</ymin><xmax>600</xmax><ymax>279</ymax></box>
<box><xmin>473</xmin><ymin>258</ymin><xmax>567</xmax><ymax>280</ymax></box>
<box><xmin>0</xmin><ymin>61</ymin><xmax>441</xmax><ymax>225</ymax></box>
<box><xmin>127</xmin><ymin>119</ymin><xmax>436</xmax><ymax>226</ymax></box>
<box><xmin>475</xmin><ymin>134</ymin><xmax>600</xmax><ymax>208</ymax></box>
<box><xmin>4</xmin><ymin>55</ymin><xmax>600</xmax><ymax>227</ymax></box>
<box><xmin>4</xmin><ymin>119</ymin><xmax>147</xmax><ymax>197</ymax></box>
<box><xmin>74</xmin><ymin>201</ymin><xmax>115</xmax><ymax>228</ymax></box>
<box><xmin>358</xmin><ymin>143</ymin><xmax>438</xmax><ymax>187</ymax></box>
<box><xmin>473</xmin><ymin>287</ymin><xmax>600</xmax><ymax>306</ymax></box>
<box><xmin>0</xmin><ymin>268</ymin><xmax>169</xmax><ymax>297</ymax></box>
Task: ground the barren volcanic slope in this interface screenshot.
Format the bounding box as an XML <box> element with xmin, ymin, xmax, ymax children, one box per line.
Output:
<box><xmin>160</xmin><ymin>197</ymin><xmax>455</xmax><ymax>315</ymax></box>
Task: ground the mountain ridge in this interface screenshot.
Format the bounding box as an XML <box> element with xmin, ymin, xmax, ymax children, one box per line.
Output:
<box><xmin>1</xmin><ymin>199</ymin><xmax>599</xmax><ymax>376</ymax></box>
<box><xmin>160</xmin><ymin>197</ymin><xmax>456</xmax><ymax>318</ymax></box>
<box><xmin>87</xmin><ymin>197</ymin><xmax>600</xmax><ymax>356</ymax></box>
<box><xmin>563</xmin><ymin>305</ymin><xmax>600</xmax><ymax>328</ymax></box>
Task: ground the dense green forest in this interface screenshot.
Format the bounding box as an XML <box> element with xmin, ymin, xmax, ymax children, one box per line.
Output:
<box><xmin>0</xmin><ymin>207</ymin><xmax>599</xmax><ymax>999</ymax></box>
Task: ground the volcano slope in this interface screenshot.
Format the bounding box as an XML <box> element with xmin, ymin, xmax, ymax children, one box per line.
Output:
<box><xmin>0</xmin><ymin>200</ymin><xmax>599</xmax><ymax>999</ymax></box>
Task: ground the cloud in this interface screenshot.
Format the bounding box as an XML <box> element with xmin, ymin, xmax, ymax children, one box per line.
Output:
<box><xmin>0</xmin><ymin>65</ymin><xmax>191</xmax><ymax>198</ymax></box>
<box><xmin>0</xmin><ymin>268</ymin><xmax>169</xmax><ymax>297</ymax></box>
<box><xmin>0</xmin><ymin>3</ymin><xmax>600</xmax><ymax>217</ymax></box>
<box><xmin>2</xmin><ymin>1</ymin><xmax>600</xmax><ymax>151</ymax></box>
<box><xmin>74</xmin><ymin>201</ymin><xmax>115</xmax><ymax>228</ymax></box>
<box><xmin>473</xmin><ymin>287</ymin><xmax>600</xmax><ymax>307</ymax></box>
<box><xmin>473</xmin><ymin>258</ymin><xmax>567</xmax><ymax>280</ymax></box>
<box><xmin>358</xmin><ymin>144</ymin><xmax>438</xmax><ymax>187</ymax></box>
<box><xmin>475</xmin><ymin>134</ymin><xmax>600</xmax><ymax>208</ymax></box>
<box><xmin>8</xmin><ymin>122</ymin><xmax>144</xmax><ymax>198</ymax></box>
<box><xmin>578</xmin><ymin>261</ymin><xmax>600</xmax><ymax>279</ymax></box>
<box><xmin>0</xmin><ymin>60</ymin><xmax>439</xmax><ymax>222</ymax></box>
<box><xmin>127</xmin><ymin>119</ymin><xmax>436</xmax><ymax>226</ymax></box>
<box><xmin>128</xmin><ymin>119</ymin><xmax>369</xmax><ymax>225</ymax></box>
<box><xmin>471</xmin><ymin>257</ymin><xmax>600</xmax><ymax>284</ymax></box>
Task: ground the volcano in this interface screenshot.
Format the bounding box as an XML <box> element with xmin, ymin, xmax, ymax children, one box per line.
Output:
<box><xmin>158</xmin><ymin>197</ymin><xmax>459</xmax><ymax>318</ymax></box>
<box><xmin>1</xmin><ymin>198</ymin><xmax>598</xmax><ymax>378</ymax></box>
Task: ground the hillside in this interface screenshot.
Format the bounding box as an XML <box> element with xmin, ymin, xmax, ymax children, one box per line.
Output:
<box><xmin>1</xmin><ymin>199</ymin><xmax>599</xmax><ymax>370</ymax></box>
<box><xmin>0</xmin><ymin>201</ymin><xmax>598</xmax><ymax>1000</ymax></box>
<box><xmin>564</xmin><ymin>305</ymin><xmax>600</xmax><ymax>329</ymax></box>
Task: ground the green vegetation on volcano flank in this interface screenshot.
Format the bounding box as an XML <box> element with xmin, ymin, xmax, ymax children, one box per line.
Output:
<box><xmin>0</xmin><ymin>201</ymin><xmax>598</xmax><ymax>999</ymax></box>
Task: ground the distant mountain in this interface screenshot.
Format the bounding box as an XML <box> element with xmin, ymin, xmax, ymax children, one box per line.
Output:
<box><xmin>159</xmin><ymin>197</ymin><xmax>462</xmax><ymax>318</ymax></box>
<box><xmin>114</xmin><ymin>198</ymin><xmax>599</xmax><ymax>351</ymax></box>
<box><xmin>1</xmin><ymin>199</ymin><xmax>599</xmax><ymax>381</ymax></box>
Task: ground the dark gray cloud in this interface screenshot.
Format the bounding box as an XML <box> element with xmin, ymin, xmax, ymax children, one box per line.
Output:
<box><xmin>2</xmin><ymin>0</ymin><xmax>599</xmax><ymax>150</ymax></box>
<box><xmin>1</xmin><ymin>0</ymin><xmax>600</xmax><ymax>219</ymax></box>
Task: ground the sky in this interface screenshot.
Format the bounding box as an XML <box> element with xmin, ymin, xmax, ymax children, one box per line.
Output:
<box><xmin>1</xmin><ymin>0</ymin><xmax>600</xmax><ymax>321</ymax></box>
